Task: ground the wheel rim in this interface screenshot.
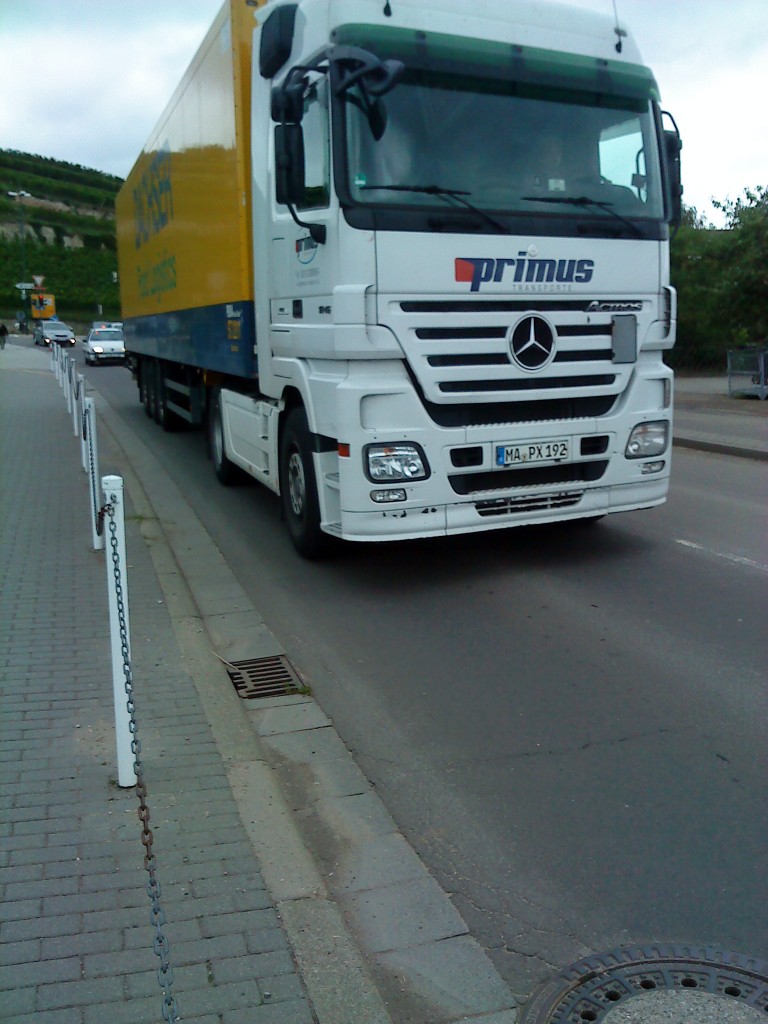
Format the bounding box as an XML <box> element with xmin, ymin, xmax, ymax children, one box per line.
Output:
<box><xmin>287</xmin><ymin>450</ymin><xmax>305</xmax><ymax>517</ymax></box>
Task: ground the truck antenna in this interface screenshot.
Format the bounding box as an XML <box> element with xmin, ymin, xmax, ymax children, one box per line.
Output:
<box><xmin>612</xmin><ymin>0</ymin><xmax>627</xmax><ymax>52</ymax></box>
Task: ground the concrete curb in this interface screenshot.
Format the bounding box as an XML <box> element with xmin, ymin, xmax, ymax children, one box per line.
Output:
<box><xmin>673</xmin><ymin>436</ymin><xmax>768</xmax><ymax>462</ymax></box>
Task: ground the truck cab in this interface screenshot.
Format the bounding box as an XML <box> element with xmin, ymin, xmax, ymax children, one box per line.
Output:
<box><xmin>248</xmin><ymin>0</ymin><xmax>680</xmax><ymax>552</ymax></box>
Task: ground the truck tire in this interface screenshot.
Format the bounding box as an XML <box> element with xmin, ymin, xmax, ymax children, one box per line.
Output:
<box><xmin>208</xmin><ymin>389</ymin><xmax>240</xmax><ymax>485</ymax></box>
<box><xmin>156</xmin><ymin>369</ymin><xmax>181</xmax><ymax>432</ymax></box>
<box><xmin>279</xmin><ymin>407</ymin><xmax>329</xmax><ymax>559</ymax></box>
<box><xmin>142</xmin><ymin>363</ymin><xmax>154</xmax><ymax>418</ymax></box>
<box><xmin>151</xmin><ymin>365</ymin><xmax>163</xmax><ymax>424</ymax></box>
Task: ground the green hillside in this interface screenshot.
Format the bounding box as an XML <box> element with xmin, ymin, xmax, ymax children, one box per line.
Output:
<box><xmin>0</xmin><ymin>149</ymin><xmax>122</xmax><ymax>325</ymax></box>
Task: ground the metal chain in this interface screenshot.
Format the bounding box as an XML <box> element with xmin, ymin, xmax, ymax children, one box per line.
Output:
<box><xmin>104</xmin><ymin>500</ymin><xmax>179</xmax><ymax>1023</ymax></box>
<box><xmin>85</xmin><ymin>408</ymin><xmax>100</xmax><ymax>527</ymax></box>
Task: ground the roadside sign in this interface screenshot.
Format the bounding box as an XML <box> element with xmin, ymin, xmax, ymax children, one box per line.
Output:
<box><xmin>15</xmin><ymin>282</ymin><xmax>34</xmax><ymax>290</ymax></box>
<box><xmin>31</xmin><ymin>293</ymin><xmax>56</xmax><ymax>318</ymax></box>
<box><xmin>33</xmin><ymin>275</ymin><xmax>45</xmax><ymax>288</ymax></box>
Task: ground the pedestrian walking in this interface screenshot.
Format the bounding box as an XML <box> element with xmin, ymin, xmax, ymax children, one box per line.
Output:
<box><xmin>0</xmin><ymin>323</ymin><xmax>8</xmax><ymax>350</ymax></box>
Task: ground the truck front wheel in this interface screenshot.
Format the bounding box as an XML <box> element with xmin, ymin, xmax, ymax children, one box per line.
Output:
<box><xmin>208</xmin><ymin>389</ymin><xmax>240</xmax><ymax>485</ymax></box>
<box><xmin>279</xmin><ymin>407</ymin><xmax>328</xmax><ymax>558</ymax></box>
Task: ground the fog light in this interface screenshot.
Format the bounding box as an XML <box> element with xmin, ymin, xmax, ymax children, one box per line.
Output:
<box><xmin>641</xmin><ymin>460</ymin><xmax>665</xmax><ymax>474</ymax></box>
<box><xmin>625</xmin><ymin>421</ymin><xmax>668</xmax><ymax>459</ymax></box>
<box><xmin>366</xmin><ymin>443</ymin><xmax>429</xmax><ymax>482</ymax></box>
<box><xmin>371</xmin><ymin>489</ymin><xmax>407</xmax><ymax>503</ymax></box>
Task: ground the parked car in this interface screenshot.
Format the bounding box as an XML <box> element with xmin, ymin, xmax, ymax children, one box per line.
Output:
<box><xmin>33</xmin><ymin>320</ymin><xmax>76</xmax><ymax>347</ymax></box>
<box><xmin>83</xmin><ymin>326</ymin><xmax>126</xmax><ymax>365</ymax></box>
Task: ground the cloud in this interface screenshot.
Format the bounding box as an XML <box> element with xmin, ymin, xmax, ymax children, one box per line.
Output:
<box><xmin>0</xmin><ymin>2</ymin><xmax>219</xmax><ymax>177</ymax></box>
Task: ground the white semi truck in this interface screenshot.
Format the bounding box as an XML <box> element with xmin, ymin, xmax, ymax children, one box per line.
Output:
<box><xmin>116</xmin><ymin>0</ymin><xmax>682</xmax><ymax>557</ymax></box>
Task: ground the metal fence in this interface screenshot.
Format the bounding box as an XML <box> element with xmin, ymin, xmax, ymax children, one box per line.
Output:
<box><xmin>727</xmin><ymin>348</ymin><xmax>768</xmax><ymax>400</ymax></box>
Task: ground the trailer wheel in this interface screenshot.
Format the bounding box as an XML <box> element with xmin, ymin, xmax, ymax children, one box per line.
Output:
<box><xmin>142</xmin><ymin>364</ymin><xmax>154</xmax><ymax>418</ymax></box>
<box><xmin>279</xmin><ymin>407</ymin><xmax>329</xmax><ymax>558</ymax></box>
<box><xmin>208</xmin><ymin>389</ymin><xmax>240</xmax><ymax>485</ymax></box>
<box><xmin>156</xmin><ymin>372</ymin><xmax>181</xmax><ymax>432</ymax></box>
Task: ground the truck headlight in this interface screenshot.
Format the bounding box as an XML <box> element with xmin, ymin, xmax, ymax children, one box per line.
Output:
<box><xmin>625</xmin><ymin>421</ymin><xmax>669</xmax><ymax>459</ymax></box>
<box><xmin>365</xmin><ymin>443</ymin><xmax>429</xmax><ymax>482</ymax></box>
<box><xmin>92</xmin><ymin>345</ymin><xmax>104</xmax><ymax>354</ymax></box>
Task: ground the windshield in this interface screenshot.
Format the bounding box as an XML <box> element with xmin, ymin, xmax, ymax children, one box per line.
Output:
<box><xmin>93</xmin><ymin>330</ymin><xmax>123</xmax><ymax>341</ymax></box>
<box><xmin>338</xmin><ymin>30</ymin><xmax>665</xmax><ymax>235</ymax></box>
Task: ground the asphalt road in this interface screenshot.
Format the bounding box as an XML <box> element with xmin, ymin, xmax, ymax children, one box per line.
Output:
<box><xmin>81</xmin><ymin>351</ymin><xmax>768</xmax><ymax>1003</ymax></box>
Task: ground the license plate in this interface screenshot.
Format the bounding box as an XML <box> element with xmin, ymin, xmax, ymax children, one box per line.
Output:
<box><xmin>496</xmin><ymin>439</ymin><xmax>569</xmax><ymax>467</ymax></box>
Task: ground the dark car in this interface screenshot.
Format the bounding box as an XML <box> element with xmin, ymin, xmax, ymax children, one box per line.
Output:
<box><xmin>33</xmin><ymin>320</ymin><xmax>76</xmax><ymax>347</ymax></box>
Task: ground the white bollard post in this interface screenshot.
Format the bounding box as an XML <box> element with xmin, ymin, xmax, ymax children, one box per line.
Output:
<box><xmin>72</xmin><ymin>373</ymin><xmax>82</xmax><ymax>437</ymax></box>
<box><xmin>84</xmin><ymin>398</ymin><xmax>104</xmax><ymax>550</ymax></box>
<box><xmin>81</xmin><ymin>398</ymin><xmax>89</xmax><ymax>473</ymax></box>
<box><xmin>101</xmin><ymin>475</ymin><xmax>137</xmax><ymax>788</ymax></box>
<box><xmin>65</xmin><ymin>356</ymin><xmax>74</xmax><ymax>413</ymax></box>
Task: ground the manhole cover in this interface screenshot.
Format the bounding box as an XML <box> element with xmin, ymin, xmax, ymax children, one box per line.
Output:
<box><xmin>226</xmin><ymin>655</ymin><xmax>306</xmax><ymax>700</ymax></box>
<box><xmin>518</xmin><ymin>945</ymin><xmax>768</xmax><ymax>1024</ymax></box>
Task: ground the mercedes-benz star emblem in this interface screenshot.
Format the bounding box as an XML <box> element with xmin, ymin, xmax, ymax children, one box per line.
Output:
<box><xmin>510</xmin><ymin>315</ymin><xmax>556</xmax><ymax>371</ymax></box>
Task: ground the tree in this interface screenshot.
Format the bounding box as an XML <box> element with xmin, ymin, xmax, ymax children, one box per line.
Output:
<box><xmin>712</xmin><ymin>187</ymin><xmax>768</xmax><ymax>348</ymax></box>
<box><xmin>670</xmin><ymin>188</ymin><xmax>768</xmax><ymax>368</ymax></box>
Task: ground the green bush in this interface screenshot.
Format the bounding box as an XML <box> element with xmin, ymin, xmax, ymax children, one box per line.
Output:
<box><xmin>670</xmin><ymin>187</ymin><xmax>767</xmax><ymax>369</ymax></box>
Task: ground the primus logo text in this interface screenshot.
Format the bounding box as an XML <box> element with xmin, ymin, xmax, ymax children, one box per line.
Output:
<box><xmin>455</xmin><ymin>255</ymin><xmax>595</xmax><ymax>293</ymax></box>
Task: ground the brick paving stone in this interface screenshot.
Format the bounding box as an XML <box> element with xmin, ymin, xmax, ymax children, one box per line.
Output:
<box><xmin>2</xmin><ymin>1009</ymin><xmax>83</xmax><ymax>1024</ymax></box>
<box><xmin>0</xmin><ymin>939</ymin><xmax>41</xmax><ymax>967</ymax></box>
<box><xmin>36</xmin><ymin>975</ymin><xmax>125</xmax><ymax>1011</ymax></box>
<box><xmin>1</xmin><ymin>914</ymin><xmax>82</xmax><ymax>943</ymax></box>
<box><xmin>222</xmin><ymin>999</ymin><xmax>316</xmax><ymax>1024</ymax></box>
<box><xmin>0</xmin><ymin>955</ymin><xmax>82</xmax><ymax>990</ymax></box>
<box><xmin>124</xmin><ymin>961</ymin><xmax>210</xmax><ymax>1000</ymax></box>
<box><xmin>42</xmin><ymin>931</ymin><xmax>122</xmax><ymax>960</ymax></box>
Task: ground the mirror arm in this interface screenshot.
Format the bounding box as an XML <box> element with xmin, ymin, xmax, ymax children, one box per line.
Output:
<box><xmin>286</xmin><ymin>203</ymin><xmax>326</xmax><ymax>244</ymax></box>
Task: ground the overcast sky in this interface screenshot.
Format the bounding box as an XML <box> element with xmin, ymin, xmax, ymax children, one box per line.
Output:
<box><xmin>1</xmin><ymin>0</ymin><xmax>765</xmax><ymax>226</ymax></box>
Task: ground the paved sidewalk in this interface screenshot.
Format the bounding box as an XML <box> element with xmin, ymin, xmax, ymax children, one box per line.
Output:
<box><xmin>674</xmin><ymin>374</ymin><xmax>768</xmax><ymax>460</ymax></box>
<box><xmin>0</xmin><ymin>348</ymin><xmax>316</xmax><ymax>1023</ymax></box>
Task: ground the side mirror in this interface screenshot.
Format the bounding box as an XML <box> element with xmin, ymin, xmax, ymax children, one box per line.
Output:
<box><xmin>663</xmin><ymin>126</ymin><xmax>682</xmax><ymax>227</ymax></box>
<box><xmin>274</xmin><ymin>124</ymin><xmax>305</xmax><ymax>206</ymax></box>
<box><xmin>271</xmin><ymin>82</ymin><xmax>304</xmax><ymax>125</ymax></box>
<box><xmin>259</xmin><ymin>4</ymin><xmax>298</xmax><ymax>79</ymax></box>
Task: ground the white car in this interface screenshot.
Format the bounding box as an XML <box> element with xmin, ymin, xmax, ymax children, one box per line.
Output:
<box><xmin>84</xmin><ymin>326</ymin><xmax>126</xmax><ymax>365</ymax></box>
<box><xmin>33</xmin><ymin>320</ymin><xmax>76</xmax><ymax>347</ymax></box>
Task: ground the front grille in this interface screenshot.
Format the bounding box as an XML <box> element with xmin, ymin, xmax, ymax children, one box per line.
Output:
<box><xmin>438</xmin><ymin>374</ymin><xmax>615</xmax><ymax>394</ymax></box>
<box><xmin>450</xmin><ymin>460</ymin><xmax>608</xmax><ymax>495</ymax></box>
<box><xmin>422</xmin><ymin>394</ymin><xmax>616</xmax><ymax>427</ymax></box>
<box><xmin>475</xmin><ymin>492</ymin><xmax>584</xmax><ymax>516</ymax></box>
<box><xmin>386</xmin><ymin>295</ymin><xmax>631</xmax><ymax>422</ymax></box>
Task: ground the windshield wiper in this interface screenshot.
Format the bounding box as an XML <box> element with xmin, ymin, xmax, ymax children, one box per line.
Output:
<box><xmin>521</xmin><ymin>194</ymin><xmax>643</xmax><ymax>237</ymax></box>
<box><xmin>360</xmin><ymin>183</ymin><xmax>510</xmax><ymax>234</ymax></box>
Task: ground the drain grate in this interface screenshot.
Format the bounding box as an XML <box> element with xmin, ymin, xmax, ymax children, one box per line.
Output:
<box><xmin>518</xmin><ymin>945</ymin><xmax>768</xmax><ymax>1023</ymax></box>
<box><xmin>226</xmin><ymin>655</ymin><xmax>306</xmax><ymax>700</ymax></box>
